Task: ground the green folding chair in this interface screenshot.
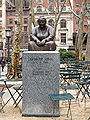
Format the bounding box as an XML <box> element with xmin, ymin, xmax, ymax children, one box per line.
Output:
<box><xmin>0</xmin><ymin>92</ymin><xmax>5</xmax><ymax>112</ymax></box>
<box><xmin>49</xmin><ymin>93</ymin><xmax>75</xmax><ymax>120</ymax></box>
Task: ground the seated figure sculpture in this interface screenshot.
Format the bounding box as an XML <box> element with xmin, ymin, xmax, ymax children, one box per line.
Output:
<box><xmin>28</xmin><ymin>16</ymin><xmax>56</xmax><ymax>51</ymax></box>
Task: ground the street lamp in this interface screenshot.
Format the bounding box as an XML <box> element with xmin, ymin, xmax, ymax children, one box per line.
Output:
<box><xmin>6</xmin><ymin>29</ymin><xmax>11</xmax><ymax>74</ymax></box>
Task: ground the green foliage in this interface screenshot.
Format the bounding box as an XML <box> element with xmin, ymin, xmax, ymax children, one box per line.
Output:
<box><xmin>59</xmin><ymin>49</ymin><xmax>76</xmax><ymax>60</ymax></box>
<box><xmin>82</xmin><ymin>56</ymin><xmax>85</xmax><ymax>60</ymax></box>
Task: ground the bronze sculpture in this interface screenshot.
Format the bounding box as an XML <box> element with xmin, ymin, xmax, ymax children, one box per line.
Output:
<box><xmin>28</xmin><ymin>16</ymin><xmax>56</xmax><ymax>51</ymax></box>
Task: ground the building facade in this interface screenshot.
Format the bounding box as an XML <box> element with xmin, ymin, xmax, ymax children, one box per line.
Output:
<box><xmin>73</xmin><ymin>0</ymin><xmax>90</xmax><ymax>33</ymax></box>
<box><xmin>0</xmin><ymin>0</ymin><xmax>74</xmax><ymax>56</ymax></box>
<box><xmin>71</xmin><ymin>0</ymin><xmax>90</xmax><ymax>50</ymax></box>
<box><xmin>5</xmin><ymin>0</ymin><xmax>73</xmax><ymax>52</ymax></box>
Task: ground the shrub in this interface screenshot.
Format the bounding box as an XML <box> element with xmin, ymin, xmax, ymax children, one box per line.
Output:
<box><xmin>59</xmin><ymin>49</ymin><xmax>76</xmax><ymax>60</ymax></box>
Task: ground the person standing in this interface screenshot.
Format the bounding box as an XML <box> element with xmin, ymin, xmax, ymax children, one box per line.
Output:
<box><xmin>1</xmin><ymin>57</ymin><xmax>5</xmax><ymax>72</ymax></box>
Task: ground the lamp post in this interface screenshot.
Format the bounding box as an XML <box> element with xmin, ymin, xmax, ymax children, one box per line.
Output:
<box><xmin>5</xmin><ymin>29</ymin><xmax>11</xmax><ymax>74</ymax></box>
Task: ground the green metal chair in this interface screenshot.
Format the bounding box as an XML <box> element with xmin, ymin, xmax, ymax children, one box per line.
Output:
<box><xmin>13</xmin><ymin>84</ymin><xmax>22</xmax><ymax>109</ymax></box>
<box><xmin>0</xmin><ymin>92</ymin><xmax>5</xmax><ymax>112</ymax></box>
<box><xmin>75</xmin><ymin>76</ymin><xmax>90</xmax><ymax>102</ymax></box>
<box><xmin>0</xmin><ymin>79</ymin><xmax>22</xmax><ymax>112</ymax></box>
<box><xmin>62</xmin><ymin>72</ymin><xmax>81</xmax><ymax>85</ymax></box>
<box><xmin>49</xmin><ymin>93</ymin><xmax>75</xmax><ymax>120</ymax></box>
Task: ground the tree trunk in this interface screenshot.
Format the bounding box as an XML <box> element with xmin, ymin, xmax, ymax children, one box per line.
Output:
<box><xmin>75</xmin><ymin>0</ymin><xmax>87</xmax><ymax>60</ymax></box>
<box><xmin>54</xmin><ymin>0</ymin><xmax>66</xmax><ymax>37</ymax></box>
<box><xmin>28</xmin><ymin>0</ymin><xmax>36</xmax><ymax>43</ymax></box>
<box><xmin>86</xmin><ymin>12</ymin><xmax>90</xmax><ymax>61</ymax></box>
<box><xmin>9</xmin><ymin>0</ymin><xmax>22</xmax><ymax>79</ymax></box>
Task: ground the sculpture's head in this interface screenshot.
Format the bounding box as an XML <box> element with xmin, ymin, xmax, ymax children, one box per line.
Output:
<box><xmin>37</xmin><ymin>16</ymin><xmax>46</xmax><ymax>28</ymax></box>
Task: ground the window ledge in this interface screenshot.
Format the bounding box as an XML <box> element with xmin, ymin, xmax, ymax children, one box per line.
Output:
<box><xmin>58</xmin><ymin>28</ymin><xmax>68</xmax><ymax>31</ymax></box>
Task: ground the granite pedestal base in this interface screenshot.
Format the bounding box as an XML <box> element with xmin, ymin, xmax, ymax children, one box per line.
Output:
<box><xmin>22</xmin><ymin>51</ymin><xmax>60</xmax><ymax>117</ymax></box>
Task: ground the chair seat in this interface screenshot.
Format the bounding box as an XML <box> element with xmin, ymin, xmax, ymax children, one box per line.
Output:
<box><xmin>0</xmin><ymin>92</ymin><xmax>5</xmax><ymax>97</ymax></box>
<box><xmin>82</xmin><ymin>92</ymin><xmax>90</xmax><ymax>95</ymax></box>
<box><xmin>13</xmin><ymin>86</ymin><xmax>22</xmax><ymax>90</ymax></box>
<box><xmin>61</xmin><ymin>85</ymin><xmax>78</xmax><ymax>90</ymax></box>
<box><xmin>0</xmin><ymin>92</ymin><xmax>5</xmax><ymax>112</ymax></box>
<box><xmin>49</xmin><ymin>93</ymin><xmax>74</xmax><ymax>101</ymax></box>
<box><xmin>76</xmin><ymin>81</ymin><xmax>90</xmax><ymax>85</ymax></box>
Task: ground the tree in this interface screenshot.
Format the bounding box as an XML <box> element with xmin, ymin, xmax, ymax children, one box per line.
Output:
<box><xmin>75</xmin><ymin>0</ymin><xmax>87</xmax><ymax>60</ymax></box>
<box><xmin>28</xmin><ymin>0</ymin><xmax>36</xmax><ymax>43</ymax></box>
<box><xmin>86</xmin><ymin>10</ymin><xmax>90</xmax><ymax>61</ymax></box>
<box><xmin>9</xmin><ymin>0</ymin><xmax>23</xmax><ymax>79</ymax></box>
<box><xmin>54</xmin><ymin>0</ymin><xmax>66</xmax><ymax>37</ymax></box>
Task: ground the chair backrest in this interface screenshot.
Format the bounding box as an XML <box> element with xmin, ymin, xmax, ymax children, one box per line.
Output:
<box><xmin>83</xmin><ymin>73</ymin><xmax>90</xmax><ymax>78</ymax></box>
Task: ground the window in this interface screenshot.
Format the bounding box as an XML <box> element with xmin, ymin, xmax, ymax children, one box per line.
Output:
<box><xmin>36</xmin><ymin>0</ymin><xmax>42</xmax><ymax>4</ymax></box>
<box><xmin>20</xmin><ymin>36</ymin><xmax>23</xmax><ymax>43</ymax></box>
<box><xmin>76</xmin><ymin>3</ymin><xmax>81</xmax><ymax>8</ymax></box>
<box><xmin>76</xmin><ymin>11</ymin><xmax>80</xmax><ymax>15</ymax></box>
<box><xmin>9</xmin><ymin>11</ymin><xmax>13</xmax><ymax>16</ymax></box>
<box><xmin>60</xmin><ymin>0</ymin><xmax>65</xmax><ymax>2</ymax></box>
<box><xmin>48</xmin><ymin>19</ymin><xmax>54</xmax><ymax>27</ymax></box>
<box><xmin>24</xmin><ymin>11</ymin><xmax>28</xmax><ymax>15</ymax></box>
<box><xmin>9</xmin><ymin>18</ymin><xmax>13</xmax><ymax>24</ymax></box>
<box><xmin>61</xmin><ymin>33</ymin><xmax>66</xmax><ymax>44</ymax></box>
<box><xmin>76</xmin><ymin>20</ymin><xmax>79</xmax><ymax>25</ymax></box>
<box><xmin>23</xmin><ymin>0</ymin><xmax>26</xmax><ymax>7</ymax></box>
<box><xmin>48</xmin><ymin>0</ymin><xmax>54</xmax><ymax>3</ymax></box>
<box><xmin>60</xmin><ymin>19</ymin><xmax>66</xmax><ymax>28</ymax></box>
<box><xmin>87</xmin><ymin>3</ymin><xmax>90</xmax><ymax>9</ymax></box>
<box><xmin>23</xmin><ymin>0</ymin><xmax>29</xmax><ymax>8</ymax></box>
<box><xmin>48</xmin><ymin>5</ymin><xmax>54</xmax><ymax>12</ymax></box>
<box><xmin>24</xmin><ymin>18</ymin><xmax>28</xmax><ymax>24</ymax></box>
<box><xmin>24</xmin><ymin>26</ymin><xmax>27</xmax><ymax>31</ymax></box>
<box><xmin>37</xmin><ymin>6</ymin><xmax>42</xmax><ymax>12</ymax></box>
<box><xmin>24</xmin><ymin>36</ymin><xmax>28</xmax><ymax>43</ymax></box>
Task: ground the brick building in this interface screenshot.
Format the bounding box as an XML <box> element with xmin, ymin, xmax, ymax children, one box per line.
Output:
<box><xmin>73</xmin><ymin>0</ymin><xmax>90</xmax><ymax>33</ymax></box>
<box><xmin>71</xmin><ymin>0</ymin><xmax>90</xmax><ymax>50</ymax></box>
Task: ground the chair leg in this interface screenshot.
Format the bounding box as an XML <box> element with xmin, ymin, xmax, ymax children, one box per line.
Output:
<box><xmin>0</xmin><ymin>97</ymin><xmax>4</xmax><ymax>113</ymax></box>
<box><xmin>84</xmin><ymin>98</ymin><xmax>86</xmax><ymax>110</ymax></box>
<box><xmin>13</xmin><ymin>91</ymin><xmax>22</xmax><ymax>105</ymax></box>
<box><xmin>81</xmin><ymin>94</ymin><xmax>86</xmax><ymax>102</ymax></box>
<box><xmin>67</xmin><ymin>100</ymin><xmax>72</xmax><ymax>120</ymax></box>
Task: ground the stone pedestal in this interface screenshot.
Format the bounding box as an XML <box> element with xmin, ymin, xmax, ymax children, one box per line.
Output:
<box><xmin>22</xmin><ymin>51</ymin><xmax>60</xmax><ymax>117</ymax></box>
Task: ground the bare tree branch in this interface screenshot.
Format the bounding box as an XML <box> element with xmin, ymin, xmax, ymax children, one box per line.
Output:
<box><xmin>75</xmin><ymin>0</ymin><xmax>87</xmax><ymax>60</ymax></box>
<box><xmin>68</xmin><ymin>0</ymin><xmax>80</xmax><ymax>19</ymax></box>
<box><xmin>54</xmin><ymin>0</ymin><xmax>66</xmax><ymax>36</ymax></box>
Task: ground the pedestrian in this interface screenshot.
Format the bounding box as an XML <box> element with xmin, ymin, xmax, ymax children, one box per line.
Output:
<box><xmin>1</xmin><ymin>57</ymin><xmax>5</xmax><ymax>72</ymax></box>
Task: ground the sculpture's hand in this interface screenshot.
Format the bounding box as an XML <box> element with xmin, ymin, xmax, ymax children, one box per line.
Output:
<box><xmin>40</xmin><ymin>39</ymin><xmax>46</xmax><ymax>45</ymax></box>
<box><xmin>36</xmin><ymin>39</ymin><xmax>46</xmax><ymax>47</ymax></box>
<box><xmin>36</xmin><ymin>40</ymin><xmax>42</xmax><ymax>47</ymax></box>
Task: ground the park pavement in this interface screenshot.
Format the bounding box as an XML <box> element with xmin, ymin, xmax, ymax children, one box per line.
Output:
<box><xmin>0</xmin><ymin>66</ymin><xmax>90</xmax><ymax>120</ymax></box>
